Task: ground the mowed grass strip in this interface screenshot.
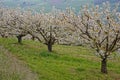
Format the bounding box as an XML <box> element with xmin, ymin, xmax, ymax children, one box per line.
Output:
<box><xmin>0</xmin><ymin>45</ymin><xmax>39</xmax><ymax>80</ymax></box>
<box><xmin>0</xmin><ymin>38</ymin><xmax>120</xmax><ymax>80</ymax></box>
<box><xmin>0</xmin><ymin>46</ymin><xmax>21</xmax><ymax>80</ymax></box>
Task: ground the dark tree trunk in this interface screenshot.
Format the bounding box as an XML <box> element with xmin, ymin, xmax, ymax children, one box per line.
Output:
<box><xmin>1</xmin><ymin>34</ymin><xmax>7</xmax><ymax>38</ymax></box>
<box><xmin>101</xmin><ymin>58</ymin><xmax>107</xmax><ymax>74</ymax></box>
<box><xmin>1</xmin><ymin>35</ymin><xmax>5</xmax><ymax>38</ymax></box>
<box><xmin>47</xmin><ymin>43</ymin><xmax>52</xmax><ymax>52</ymax></box>
<box><xmin>16</xmin><ymin>35</ymin><xmax>23</xmax><ymax>44</ymax></box>
<box><xmin>31</xmin><ymin>36</ymin><xmax>35</xmax><ymax>41</ymax></box>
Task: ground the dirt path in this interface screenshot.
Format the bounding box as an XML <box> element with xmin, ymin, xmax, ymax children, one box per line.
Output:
<box><xmin>0</xmin><ymin>46</ymin><xmax>39</xmax><ymax>80</ymax></box>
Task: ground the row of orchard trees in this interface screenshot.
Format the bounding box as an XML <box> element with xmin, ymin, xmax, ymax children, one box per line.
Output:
<box><xmin>0</xmin><ymin>2</ymin><xmax>120</xmax><ymax>74</ymax></box>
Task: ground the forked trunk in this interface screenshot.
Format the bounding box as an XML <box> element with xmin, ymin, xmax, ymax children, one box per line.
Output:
<box><xmin>31</xmin><ymin>36</ymin><xmax>35</xmax><ymax>41</ymax></box>
<box><xmin>16</xmin><ymin>35</ymin><xmax>23</xmax><ymax>44</ymax></box>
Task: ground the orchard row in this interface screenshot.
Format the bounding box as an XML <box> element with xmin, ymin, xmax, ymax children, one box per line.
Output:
<box><xmin>0</xmin><ymin>2</ymin><xmax>120</xmax><ymax>73</ymax></box>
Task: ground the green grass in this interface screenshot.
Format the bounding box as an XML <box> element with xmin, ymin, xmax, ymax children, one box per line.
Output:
<box><xmin>0</xmin><ymin>38</ymin><xmax>120</xmax><ymax>80</ymax></box>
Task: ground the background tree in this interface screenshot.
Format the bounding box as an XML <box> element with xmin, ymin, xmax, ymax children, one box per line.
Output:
<box><xmin>37</xmin><ymin>12</ymin><xmax>64</xmax><ymax>52</ymax></box>
<box><xmin>0</xmin><ymin>8</ymin><xmax>12</xmax><ymax>38</ymax></box>
<box><xmin>25</xmin><ymin>8</ymin><xmax>69</xmax><ymax>52</ymax></box>
<box><xmin>6</xmin><ymin>8</ymin><xmax>30</xmax><ymax>44</ymax></box>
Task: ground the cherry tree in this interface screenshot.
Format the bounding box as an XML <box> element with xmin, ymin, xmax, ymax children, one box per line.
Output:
<box><xmin>64</xmin><ymin>3</ymin><xmax>120</xmax><ymax>73</ymax></box>
<box><xmin>0</xmin><ymin>8</ymin><xmax>6</xmax><ymax>37</ymax></box>
<box><xmin>24</xmin><ymin>8</ymin><xmax>69</xmax><ymax>52</ymax></box>
<box><xmin>36</xmin><ymin>13</ymin><xmax>65</xmax><ymax>51</ymax></box>
<box><xmin>5</xmin><ymin>8</ymin><xmax>31</xmax><ymax>44</ymax></box>
<box><xmin>0</xmin><ymin>8</ymin><xmax>12</xmax><ymax>38</ymax></box>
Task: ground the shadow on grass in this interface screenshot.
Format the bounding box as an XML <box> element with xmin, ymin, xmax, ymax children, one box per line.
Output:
<box><xmin>39</xmin><ymin>51</ymin><xmax>59</xmax><ymax>59</ymax></box>
<box><xmin>11</xmin><ymin>42</ymin><xmax>25</xmax><ymax>45</ymax></box>
<box><xmin>76</xmin><ymin>67</ymin><xmax>86</xmax><ymax>72</ymax></box>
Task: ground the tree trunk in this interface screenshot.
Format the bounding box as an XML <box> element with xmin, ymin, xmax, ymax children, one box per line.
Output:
<box><xmin>1</xmin><ymin>35</ymin><xmax>5</xmax><ymax>38</ymax></box>
<box><xmin>1</xmin><ymin>34</ymin><xmax>7</xmax><ymax>38</ymax></box>
<box><xmin>47</xmin><ymin>43</ymin><xmax>52</xmax><ymax>52</ymax></box>
<box><xmin>101</xmin><ymin>58</ymin><xmax>107</xmax><ymax>74</ymax></box>
<box><xmin>16</xmin><ymin>35</ymin><xmax>23</xmax><ymax>44</ymax></box>
<box><xmin>31</xmin><ymin>36</ymin><xmax>35</xmax><ymax>41</ymax></box>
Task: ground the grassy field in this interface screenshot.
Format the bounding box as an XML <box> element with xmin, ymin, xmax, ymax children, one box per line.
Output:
<box><xmin>0</xmin><ymin>38</ymin><xmax>120</xmax><ymax>80</ymax></box>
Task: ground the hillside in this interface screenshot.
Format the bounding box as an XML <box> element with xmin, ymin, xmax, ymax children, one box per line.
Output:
<box><xmin>1</xmin><ymin>0</ymin><xmax>120</xmax><ymax>12</ymax></box>
<box><xmin>0</xmin><ymin>38</ymin><xmax>120</xmax><ymax>80</ymax></box>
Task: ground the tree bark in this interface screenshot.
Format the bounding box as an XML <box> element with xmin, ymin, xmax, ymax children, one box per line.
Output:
<box><xmin>101</xmin><ymin>58</ymin><xmax>107</xmax><ymax>74</ymax></box>
<box><xmin>1</xmin><ymin>34</ymin><xmax>8</xmax><ymax>38</ymax></box>
<box><xmin>16</xmin><ymin>35</ymin><xmax>23</xmax><ymax>44</ymax></box>
<box><xmin>1</xmin><ymin>35</ymin><xmax>5</xmax><ymax>38</ymax></box>
<box><xmin>47</xmin><ymin>43</ymin><xmax>52</xmax><ymax>52</ymax></box>
<box><xmin>31</xmin><ymin>36</ymin><xmax>35</xmax><ymax>41</ymax></box>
